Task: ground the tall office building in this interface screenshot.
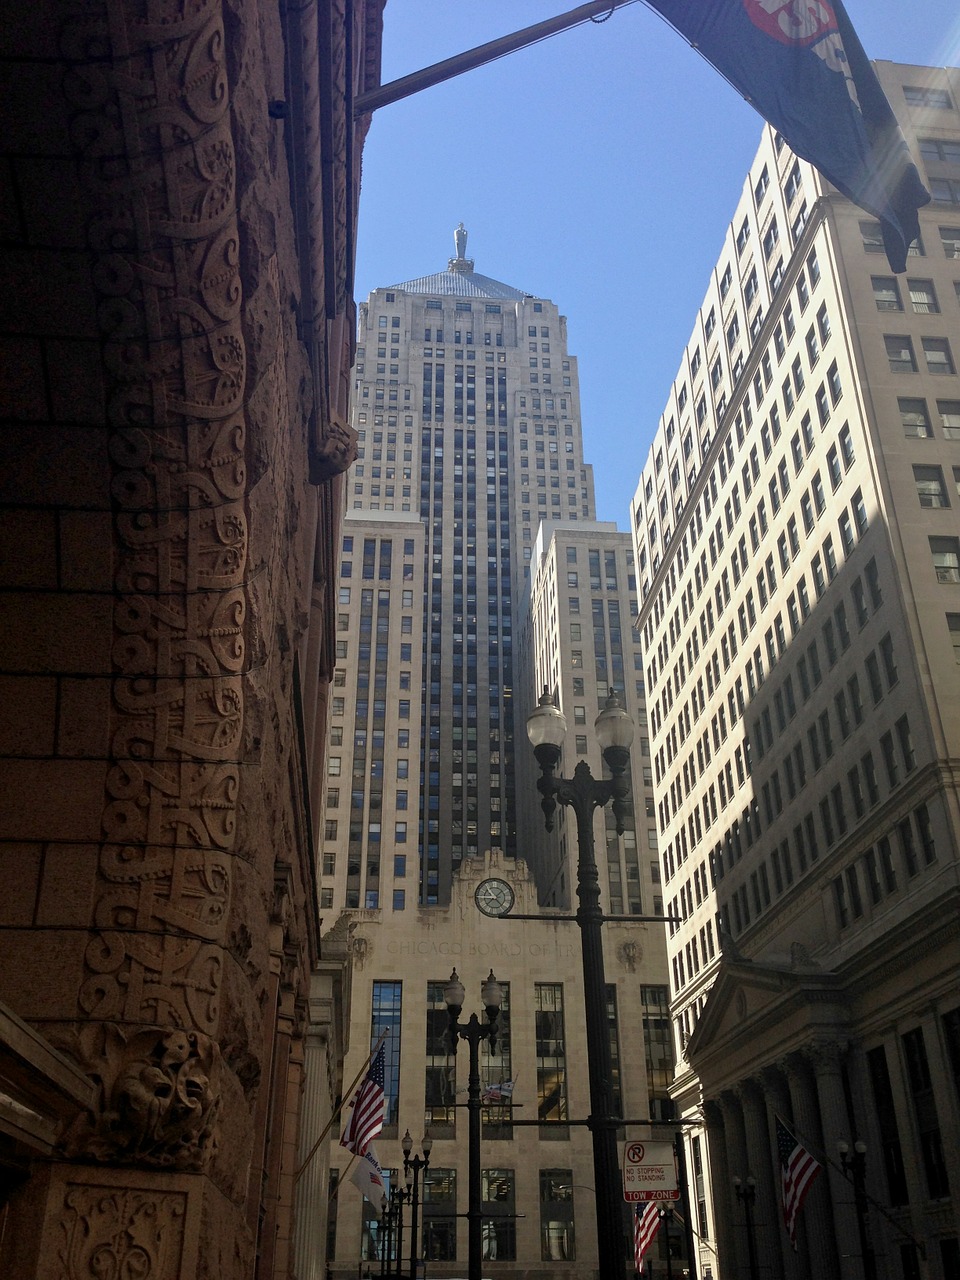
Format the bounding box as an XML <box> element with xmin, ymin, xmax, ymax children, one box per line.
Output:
<box><xmin>631</xmin><ymin>64</ymin><xmax>960</xmax><ymax>1280</ymax></box>
<box><xmin>321</xmin><ymin>240</ymin><xmax>673</xmax><ymax>1278</ymax></box>
<box><xmin>332</xmin><ymin>228</ymin><xmax>596</xmax><ymax>908</ymax></box>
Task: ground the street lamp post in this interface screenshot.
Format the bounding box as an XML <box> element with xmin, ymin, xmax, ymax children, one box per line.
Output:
<box><xmin>378</xmin><ymin>1194</ymin><xmax>391</xmax><ymax>1279</ymax></box>
<box><xmin>839</xmin><ymin>1140</ymin><xmax>877</xmax><ymax>1280</ymax></box>
<box><xmin>527</xmin><ymin>688</ymin><xmax>634</xmax><ymax>1278</ymax></box>
<box><xmin>732</xmin><ymin>1175</ymin><xmax>759</xmax><ymax>1280</ymax></box>
<box><xmin>394</xmin><ymin>1183</ymin><xmax>410</xmax><ymax>1280</ymax></box>
<box><xmin>660</xmin><ymin>1207</ymin><xmax>674</xmax><ymax>1280</ymax></box>
<box><xmin>402</xmin><ymin>1129</ymin><xmax>433</xmax><ymax>1280</ymax></box>
<box><xmin>444</xmin><ymin>968</ymin><xmax>503</xmax><ymax>1280</ymax></box>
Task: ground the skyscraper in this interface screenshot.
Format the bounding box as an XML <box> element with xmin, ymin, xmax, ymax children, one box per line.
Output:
<box><xmin>329</xmin><ymin>227</ymin><xmax>596</xmax><ymax>909</ymax></box>
<box><xmin>321</xmin><ymin>237</ymin><xmax>672</xmax><ymax>1278</ymax></box>
<box><xmin>631</xmin><ymin>63</ymin><xmax>960</xmax><ymax>1279</ymax></box>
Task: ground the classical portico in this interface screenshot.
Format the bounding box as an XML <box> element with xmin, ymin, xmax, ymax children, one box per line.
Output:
<box><xmin>685</xmin><ymin>921</ymin><xmax>960</xmax><ymax>1280</ymax></box>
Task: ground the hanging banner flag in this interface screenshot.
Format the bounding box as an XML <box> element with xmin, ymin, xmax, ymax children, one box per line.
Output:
<box><xmin>643</xmin><ymin>0</ymin><xmax>929</xmax><ymax>271</ymax></box>
<box><xmin>350</xmin><ymin>1143</ymin><xmax>387</xmax><ymax>1203</ymax></box>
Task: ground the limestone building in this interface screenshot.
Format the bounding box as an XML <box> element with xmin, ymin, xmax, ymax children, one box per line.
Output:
<box><xmin>0</xmin><ymin>2</ymin><xmax>383</xmax><ymax>1276</ymax></box>
<box><xmin>630</xmin><ymin>63</ymin><xmax>960</xmax><ymax>1280</ymax></box>
<box><xmin>322</xmin><ymin>245</ymin><xmax>674</xmax><ymax>1276</ymax></box>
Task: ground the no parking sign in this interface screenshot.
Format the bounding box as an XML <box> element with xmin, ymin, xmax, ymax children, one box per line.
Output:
<box><xmin>622</xmin><ymin>1140</ymin><xmax>680</xmax><ymax>1202</ymax></box>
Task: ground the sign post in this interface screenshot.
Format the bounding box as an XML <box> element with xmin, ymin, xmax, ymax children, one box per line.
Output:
<box><xmin>622</xmin><ymin>1140</ymin><xmax>681</xmax><ymax>1203</ymax></box>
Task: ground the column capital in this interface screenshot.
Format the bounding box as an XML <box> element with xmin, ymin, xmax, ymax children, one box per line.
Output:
<box><xmin>703</xmin><ymin>1098</ymin><xmax>725</xmax><ymax>1130</ymax></box>
<box><xmin>805</xmin><ymin>1038</ymin><xmax>849</xmax><ymax>1077</ymax></box>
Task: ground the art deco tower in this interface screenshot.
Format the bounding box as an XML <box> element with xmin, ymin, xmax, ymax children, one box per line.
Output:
<box><xmin>322</xmin><ymin>229</ymin><xmax>597</xmax><ymax>912</ymax></box>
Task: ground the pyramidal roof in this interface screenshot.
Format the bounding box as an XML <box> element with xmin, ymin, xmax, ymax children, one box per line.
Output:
<box><xmin>389</xmin><ymin>224</ymin><xmax>532</xmax><ymax>301</ymax></box>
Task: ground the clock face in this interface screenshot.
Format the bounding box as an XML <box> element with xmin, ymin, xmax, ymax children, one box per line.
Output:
<box><xmin>475</xmin><ymin>878</ymin><xmax>515</xmax><ymax>918</ymax></box>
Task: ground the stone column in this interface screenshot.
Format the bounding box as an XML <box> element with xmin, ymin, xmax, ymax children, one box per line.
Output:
<box><xmin>760</xmin><ymin>1067</ymin><xmax>804</xmax><ymax>1280</ymax></box>
<box><xmin>783</xmin><ymin>1053</ymin><xmax>838</xmax><ymax>1277</ymax></box>
<box><xmin>810</xmin><ymin>1041</ymin><xmax>863</xmax><ymax>1280</ymax></box>
<box><xmin>739</xmin><ymin>1078</ymin><xmax>782</xmax><ymax>1280</ymax></box>
<box><xmin>294</xmin><ymin>975</ymin><xmax>337</xmax><ymax>1280</ymax></box>
<box><xmin>704</xmin><ymin>1100</ymin><xmax>736</xmax><ymax>1280</ymax></box>
<box><xmin>719</xmin><ymin>1090</ymin><xmax>749</xmax><ymax>1280</ymax></box>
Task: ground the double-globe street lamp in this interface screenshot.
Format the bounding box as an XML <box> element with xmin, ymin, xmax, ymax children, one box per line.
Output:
<box><xmin>444</xmin><ymin>967</ymin><xmax>503</xmax><ymax>1280</ymax></box>
<box><xmin>526</xmin><ymin>688</ymin><xmax>635</xmax><ymax>1277</ymax></box>
<box><xmin>732</xmin><ymin>1175</ymin><xmax>760</xmax><ymax>1280</ymax></box>
<box><xmin>401</xmin><ymin>1129</ymin><xmax>433</xmax><ymax>1280</ymax></box>
<box><xmin>838</xmin><ymin>1139</ymin><xmax>877</xmax><ymax>1280</ymax></box>
<box><xmin>379</xmin><ymin>1182</ymin><xmax>410</xmax><ymax>1280</ymax></box>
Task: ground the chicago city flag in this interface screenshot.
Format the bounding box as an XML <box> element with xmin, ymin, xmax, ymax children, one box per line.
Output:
<box><xmin>645</xmin><ymin>0</ymin><xmax>929</xmax><ymax>271</ymax></box>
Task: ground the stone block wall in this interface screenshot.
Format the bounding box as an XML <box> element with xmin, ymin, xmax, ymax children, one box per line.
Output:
<box><xmin>0</xmin><ymin>0</ymin><xmax>381</xmax><ymax>1273</ymax></box>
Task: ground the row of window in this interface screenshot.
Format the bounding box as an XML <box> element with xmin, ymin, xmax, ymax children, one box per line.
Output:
<box><xmin>352</xmin><ymin>1165</ymin><xmax>578</xmax><ymax>1263</ymax></box>
<box><xmin>650</xmin><ymin>411</ymin><xmax>863</xmax><ymax>796</ymax></box>
<box><xmin>884</xmin><ymin>333</ymin><xmax>956</xmax><ymax>375</ymax></box>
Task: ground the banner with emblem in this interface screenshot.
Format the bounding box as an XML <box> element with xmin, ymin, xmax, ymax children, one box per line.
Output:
<box><xmin>644</xmin><ymin>0</ymin><xmax>929</xmax><ymax>271</ymax></box>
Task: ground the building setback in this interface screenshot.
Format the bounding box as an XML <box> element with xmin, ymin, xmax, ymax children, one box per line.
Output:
<box><xmin>631</xmin><ymin>63</ymin><xmax>960</xmax><ymax>1280</ymax></box>
<box><xmin>322</xmin><ymin>240</ymin><xmax>673</xmax><ymax>1277</ymax></box>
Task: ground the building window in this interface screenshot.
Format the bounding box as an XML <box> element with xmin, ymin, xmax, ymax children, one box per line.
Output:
<box><xmin>425</xmin><ymin>982</ymin><xmax>456</xmax><ymax>1134</ymax></box>
<box><xmin>904</xmin><ymin>86</ymin><xmax>952</xmax><ymax>109</ymax></box>
<box><xmin>535</xmin><ymin>984</ymin><xmax>568</xmax><ymax>1136</ymax></box>
<box><xmin>931</xmin><ymin>536</ymin><xmax>960</xmax><ymax>582</ymax></box>
<box><xmin>901</xmin><ymin>1027</ymin><xmax>951</xmax><ymax>1199</ymax></box>
<box><xmin>923</xmin><ymin>337</ymin><xmax>955</xmax><ymax>374</ymax></box>
<box><xmin>370</xmin><ymin>982</ymin><xmax>402</xmax><ymax>1130</ymax></box>
<box><xmin>860</xmin><ymin>220</ymin><xmax>885</xmax><ymax>253</ymax></box>
<box><xmin>940</xmin><ymin>400</ymin><xmax>960</xmax><ymax>438</ymax></box>
<box><xmin>885</xmin><ymin>335</ymin><xmax>917</xmax><ymax>372</ymax></box>
<box><xmin>948</xmin><ymin>614</ymin><xmax>960</xmax><ymax>663</ymax></box>
<box><xmin>914</xmin><ymin>465</ymin><xmax>949</xmax><ymax>508</ymax></box>
<box><xmin>539</xmin><ymin>1171</ymin><xmax>575</xmax><ymax>1260</ymax></box>
<box><xmin>423</xmin><ymin>1168</ymin><xmax>458</xmax><ymax>1261</ymax></box>
<box><xmin>481</xmin><ymin>1170</ymin><xmax>516</xmax><ymax>1260</ymax></box>
<box><xmin>872</xmin><ymin>276</ymin><xmax>902</xmax><ymax>310</ymax></box>
<box><xmin>908</xmin><ymin>278</ymin><xmax>939</xmax><ymax>313</ymax></box>
<box><xmin>900</xmin><ymin>397</ymin><xmax>932</xmax><ymax>437</ymax></box>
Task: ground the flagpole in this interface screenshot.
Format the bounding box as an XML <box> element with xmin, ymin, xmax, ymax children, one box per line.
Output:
<box><xmin>777</xmin><ymin>1114</ymin><xmax>927</xmax><ymax>1261</ymax></box>
<box><xmin>329</xmin><ymin>1152</ymin><xmax>359</xmax><ymax>1200</ymax></box>
<box><xmin>295</xmin><ymin>1027</ymin><xmax>390</xmax><ymax>1184</ymax></box>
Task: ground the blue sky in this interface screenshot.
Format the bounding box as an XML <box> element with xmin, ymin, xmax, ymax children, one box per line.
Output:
<box><xmin>355</xmin><ymin>2</ymin><xmax>960</xmax><ymax>526</ymax></box>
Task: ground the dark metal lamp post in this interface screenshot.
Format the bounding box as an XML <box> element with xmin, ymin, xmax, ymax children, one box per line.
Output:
<box><xmin>838</xmin><ymin>1140</ymin><xmax>877</xmax><ymax>1280</ymax></box>
<box><xmin>444</xmin><ymin>968</ymin><xmax>503</xmax><ymax>1280</ymax></box>
<box><xmin>402</xmin><ymin>1128</ymin><xmax>433</xmax><ymax>1280</ymax></box>
<box><xmin>527</xmin><ymin>688</ymin><xmax>634</xmax><ymax>1278</ymax></box>
<box><xmin>732</xmin><ymin>1175</ymin><xmax>759</xmax><ymax>1280</ymax></box>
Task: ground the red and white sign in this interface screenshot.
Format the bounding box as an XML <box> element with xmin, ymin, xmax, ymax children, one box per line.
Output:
<box><xmin>622</xmin><ymin>1141</ymin><xmax>680</xmax><ymax>1203</ymax></box>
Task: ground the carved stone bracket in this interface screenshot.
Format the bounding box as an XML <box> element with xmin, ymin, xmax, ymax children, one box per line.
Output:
<box><xmin>62</xmin><ymin>1024</ymin><xmax>221</xmax><ymax>1171</ymax></box>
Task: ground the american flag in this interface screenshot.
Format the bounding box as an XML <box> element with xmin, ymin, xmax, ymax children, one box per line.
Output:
<box><xmin>633</xmin><ymin>1201</ymin><xmax>662</xmax><ymax>1272</ymax></box>
<box><xmin>776</xmin><ymin>1115</ymin><xmax>821</xmax><ymax>1249</ymax></box>
<box><xmin>340</xmin><ymin>1045</ymin><xmax>386</xmax><ymax>1156</ymax></box>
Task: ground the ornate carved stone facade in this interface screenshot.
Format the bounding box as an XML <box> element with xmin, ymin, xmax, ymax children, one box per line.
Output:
<box><xmin>0</xmin><ymin>0</ymin><xmax>383</xmax><ymax>1275</ymax></box>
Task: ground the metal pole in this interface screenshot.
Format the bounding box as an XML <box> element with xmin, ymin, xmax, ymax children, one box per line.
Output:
<box><xmin>406</xmin><ymin>1159</ymin><xmax>426</xmax><ymax>1280</ymax></box>
<box><xmin>842</xmin><ymin>1145</ymin><xmax>877</xmax><ymax>1280</ymax></box>
<box><xmin>466</xmin><ymin>1015</ymin><xmax>484</xmax><ymax>1280</ymax></box>
<box><xmin>663</xmin><ymin>1208</ymin><xmax>674</xmax><ymax>1280</ymax></box>
<box><xmin>571</xmin><ymin>791</ymin><xmax>626</xmax><ymax>1279</ymax></box>
<box><xmin>734</xmin><ymin>1180</ymin><xmax>759</xmax><ymax>1280</ymax></box>
<box><xmin>391</xmin><ymin>1190</ymin><xmax>402</xmax><ymax>1280</ymax></box>
<box><xmin>674</xmin><ymin>1132</ymin><xmax>698</xmax><ymax>1280</ymax></box>
<box><xmin>354</xmin><ymin>1</ymin><xmax>635</xmax><ymax>116</ymax></box>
